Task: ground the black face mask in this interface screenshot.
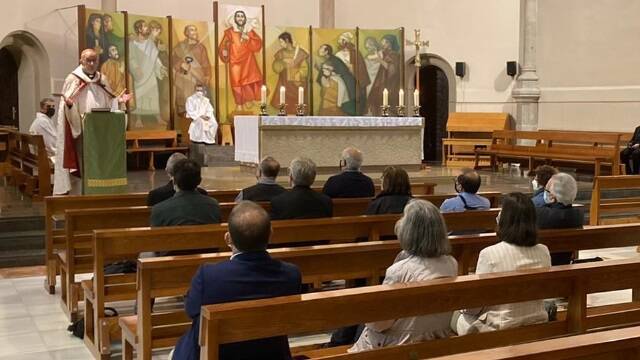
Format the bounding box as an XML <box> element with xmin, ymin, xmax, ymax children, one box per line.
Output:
<box><xmin>45</xmin><ymin>108</ymin><xmax>55</xmax><ymax>118</ymax></box>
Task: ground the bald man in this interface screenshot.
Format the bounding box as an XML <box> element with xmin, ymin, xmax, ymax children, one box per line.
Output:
<box><xmin>53</xmin><ymin>49</ymin><xmax>130</xmax><ymax>194</ymax></box>
<box><xmin>322</xmin><ymin>147</ymin><xmax>375</xmax><ymax>198</ymax></box>
<box><xmin>440</xmin><ymin>168</ymin><xmax>490</xmax><ymax>212</ymax></box>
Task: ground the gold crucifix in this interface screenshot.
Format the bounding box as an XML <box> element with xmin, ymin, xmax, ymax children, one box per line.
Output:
<box><xmin>406</xmin><ymin>29</ymin><xmax>429</xmax><ymax>91</ymax></box>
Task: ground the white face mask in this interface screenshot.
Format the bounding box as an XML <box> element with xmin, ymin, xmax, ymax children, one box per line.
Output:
<box><xmin>495</xmin><ymin>211</ymin><xmax>501</xmax><ymax>225</ymax></box>
<box><xmin>543</xmin><ymin>190</ymin><xmax>554</xmax><ymax>204</ymax></box>
<box><xmin>532</xmin><ymin>179</ymin><xmax>541</xmax><ymax>191</ymax></box>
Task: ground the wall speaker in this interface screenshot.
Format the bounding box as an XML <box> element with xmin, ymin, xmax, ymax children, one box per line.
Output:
<box><xmin>455</xmin><ymin>62</ymin><xmax>466</xmax><ymax>78</ymax></box>
<box><xmin>506</xmin><ymin>61</ymin><xmax>518</xmax><ymax>77</ymax></box>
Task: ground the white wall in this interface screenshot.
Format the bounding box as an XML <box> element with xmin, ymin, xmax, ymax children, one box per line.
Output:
<box><xmin>0</xmin><ymin>1</ymin><xmax>101</xmax><ymax>130</ymax></box>
<box><xmin>334</xmin><ymin>0</ymin><xmax>521</xmax><ymax>114</ymax></box>
<box><xmin>118</xmin><ymin>0</ymin><xmax>320</xmax><ymax>27</ymax></box>
<box><xmin>538</xmin><ymin>0</ymin><xmax>640</xmax><ymax>132</ymax></box>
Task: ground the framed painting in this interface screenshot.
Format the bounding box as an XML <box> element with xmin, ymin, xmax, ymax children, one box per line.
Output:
<box><xmin>171</xmin><ymin>19</ymin><xmax>216</xmax><ymax>136</ymax></box>
<box><xmin>265</xmin><ymin>26</ymin><xmax>310</xmax><ymax>115</ymax></box>
<box><xmin>215</xmin><ymin>3</ymin><xmax>265</xmax><ymax>124</ymax></box>
<box><xmin>127</xmin><ymin>14</ymin><xmax>170</xmax><ymax>130</ymax></box>
<box><xmin>358</xmin><ymin>28</ymin><xmax>404</xmax><ymax>116</ymax></box>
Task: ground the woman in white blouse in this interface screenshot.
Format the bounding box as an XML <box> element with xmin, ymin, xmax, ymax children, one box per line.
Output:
<box><xmin>454</xmin><ymin>192</ymin><xmax>551</xmax><ymax>335</ymax></box>
<box><xmin>349</xmin><ymin>199</ymin><xmax>458</xmax><ymax>352</ymax></box>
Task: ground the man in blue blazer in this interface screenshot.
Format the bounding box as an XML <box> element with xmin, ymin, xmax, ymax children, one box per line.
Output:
<box><xmin>171</xmin><ymin>201</ymin><xmax>302</xmax><ymax>360</ymax></box>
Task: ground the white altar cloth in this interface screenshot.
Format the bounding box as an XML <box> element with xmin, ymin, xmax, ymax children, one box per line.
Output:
<box><xmin>234</xmin><ymin>115</ymin><xmax>424</xmax><ymax>165</ymax></box>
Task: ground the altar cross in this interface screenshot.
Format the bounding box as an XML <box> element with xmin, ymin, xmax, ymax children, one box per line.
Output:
<box><xmin>406</xmin><ymin>29</ymin><xmax>430</xmax><ymax>91</ymax></box>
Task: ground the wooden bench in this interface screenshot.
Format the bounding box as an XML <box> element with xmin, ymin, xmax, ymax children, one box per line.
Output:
<box><xmin>433</xmin><ymin>325</ymin><xmax>640</xmax><ymax>360</ymax></box>
<box><xmin>117</xmin><ymin>221</ymin><xmax>633</xmax><ymax>359</ymax></box>
<box><xmin>40</xmin><ymin>183</ymin><xmax>450</xmax><ymax>294</ymax></box>
<box><xmin>82</xmin><ymin>209</ymin><xmax>500</xmax><ymax>358</ymax></box>
<box><xmin>0</xmin><ymin>128</ymin><xmax>12</xmax><ymax>178</ymax></box>
<box><xmin>126</xmin><ymin>130</ymin><xmax>188</xmax><ymax>171</ymax></box>
<box><xmin>58</xmin><ymin>195</ymin><xmax>500</xmax><ymax>321</ymax></box>
<box><xmin>442</xmin><ymin>112</ymin><xmax>510</xmax><ymax>167</ymax></box>
<box><xmin>198</xmin><ymin>258</ymin><xmax>640</xmax><ymax>359</ymax></box>
<box><xmin>589</xmin><ymin>175</ymin><xmax>640</xmax><ymax>225</ymax></box>
<box><xmin>6</xmin><ymin>130</ymin><xmax>52</xmax><ymax>200</ymax></box>
<box><xmin>475</xmin><ymin>130</ymin><xmax>625</xmax><ymax>176</ymax></box>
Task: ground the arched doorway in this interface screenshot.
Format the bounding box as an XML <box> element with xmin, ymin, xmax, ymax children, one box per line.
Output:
<box><xmin>420</xmin><ymin>65</ymin><xmax>449</xmax><ymax>162</ymax></box>
<box><xmin>406</xmin><ymin>54</ymin><xmax>456</xmax><ymax>163</ymax></box>
<box><xmin>0</xmin><ymin>31</ymin><xmax>51</xmax><ymax>131</ymax></box>
<box><xmin>0</xmin><ymin>48</ymin><xmax>19</xmax><ymax>127</ymax></box>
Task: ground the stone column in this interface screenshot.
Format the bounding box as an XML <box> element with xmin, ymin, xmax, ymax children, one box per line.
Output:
<box><xmin>319</xmin><ymin>0</ymin><xmax>335</xmax><ymax>28</ymax></box>
<box><xmin>101</xmin><ymin>0</ymin><xmax>117</xmax><ymax>12</ymax></box>
<box><xmin>512</xmin><ymin>0</ymin><xmax>540</xmax><ymax>131</ymax></box>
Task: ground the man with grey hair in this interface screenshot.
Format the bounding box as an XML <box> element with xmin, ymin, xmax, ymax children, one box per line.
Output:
<box><xmin>536</xmin><ymin>172</ymin><xmax>584</xmax><ymax>265</ymax></box>
<box><xmin>236</xmin><ymin>156</ymin><xmax>286</xmax><ymax>202</ymax></box>
<box><xmin>146</xmin><ymin>152</ymin><xmax>207</xmax><ymax>206</ymax></box>
<box><xmin>322</xmin><ymin>147</ymin><xmax>375</xmax><ymax>198</ymax></box>
<box><xmin>270</xmin><ymin>157</ymin><xmax>332</xmax><ymax>220</ymax></box>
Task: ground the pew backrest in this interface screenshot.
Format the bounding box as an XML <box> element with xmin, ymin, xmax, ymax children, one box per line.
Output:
<box><xmin>198</xmin><ymin>258</ymin><xmax>640</xmax><ymax>359</ymax></box>
<box><xmin>590</xmin><ymin>175</ymin><xmax>640</xmax><ymax>225</ymax></box>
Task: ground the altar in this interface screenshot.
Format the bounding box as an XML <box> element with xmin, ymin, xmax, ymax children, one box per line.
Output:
<box><xmin>234</xmin><ymin>116</ymin><xmax>424</xmax><ymax>168</ymax></box>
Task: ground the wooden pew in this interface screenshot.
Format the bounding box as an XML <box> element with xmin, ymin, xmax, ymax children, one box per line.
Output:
<box><xmin>589</xmin><ymin>175</ymin><xmax>640</xmax><ymax>225</ymax></box>
<box><xmin>475</xmin><ymin>130</ymin><xmax>625</xmax><ymax>176</ymax></box>
<box><xmin>198</xmin><ymin>258</ymin><xmax>640</xmax><ymax>360</ymax></box>
<box><xmin>442</xmin><ymin>112</ymin><xmax>510</xmax><ymax>167</ymax></box>
<box><xmin>0</xmin><ymin>128</ymin><xmax>11</xmax><ymax>178</ymax></box>
<box><xmin>117</xmin><ymin>221</ymin><xmax>636</xmax><ymax>359</ymax></box>
<box><xmin>431</xmin><ymin>325</ymin><xmax>640</xmax><ymax>360</ymax></box>
<box><xmin>6</xmin><ymin>130</ymin><xmax>52</xmax><ymax>200</ymax></box>
<box><xmin>126</xmin><ymin>130</ymin><xmax>188</xmax><ymax>171</ymax></box>
<box><xmin>82</xmin><ymin>210</ymin><xmax>500</xmax><ymax>358</ymax></box>
<box><xmin>39</xmin><ymin>183</ymin><xmax>446</xmax><ymax>294</ymax></box>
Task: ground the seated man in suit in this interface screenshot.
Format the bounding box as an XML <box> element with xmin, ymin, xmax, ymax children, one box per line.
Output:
<box><xmin>171</xmin><ymin>201</ymin><xmax>302</xmax><ymax>360</ymax></box>
<box><xmin>322</xmin><ymin>147</ymin><xmax>375</xmax><ymax>198</ymax></box>
<box><xmin>271</xmin><ymin>157</ymin><xmax>333</xmax><ymax>220</ymax></box>
<box><xmin>621</xmin><ymin>125</ymin><xmax>640</xmax><ymax>174</ymax></box>
<box><xmin>147</xmin><ymin>152</ymin><xmax>207</xmax><ymax>206</ymax></box>
<box><xmin>440</xmin><ymin>168</ymin><xmax>490</xmax><ymax>212</ymax></box>
<box><xmin>150</xmin><ymin>158</ymin><xmax>220</xmax><ymax>226</ymax></box>
<box><xmin>235</xmin><ymin>156</ymin><xmax>286</xmax><ymax>202</ymax></box>
<box><xmin>536</xmin><ymin>172</ymin><xmax>584</xmax><ymax>265</ymax></box>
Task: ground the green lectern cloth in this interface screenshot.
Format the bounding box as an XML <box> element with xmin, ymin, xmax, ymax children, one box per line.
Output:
<box><xmin>82</xmin><ymin>112</ymin><xmax>127</xmax><ymax>194</ymax></box>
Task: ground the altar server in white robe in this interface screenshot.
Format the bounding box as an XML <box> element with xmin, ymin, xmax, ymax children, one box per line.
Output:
<box><xmin>29</xmin><ymin>98</ymin><xmax>58</xmax><ymax>164</ymax></box>
<box><xmin>53</xmin><ymin>49</ymin><xmax>131</xmax><ymax>195</ymax></box>
<box><xmin>185</xmin><ymin>84</ymin><xmax>217</xmax><ymax>166</ymax></box>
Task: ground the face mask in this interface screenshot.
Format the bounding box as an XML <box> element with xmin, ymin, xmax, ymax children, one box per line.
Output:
<box><xmin>45</xmin><ymin>108</ymin><xmax>55</xmax><ymax>118</ymax></box>
<box><xmin>495</xmin><ymin>211</ymin><xmax>501</xmax><ymax>225</ymax></box>
<box><xmin>543</xmin><ymin>190</ymin><xmax>554</xmax><ymax>204</ymax></box>
<box><xmin>531</xmin><ymin>179</ymin><xmax>540</xmax><ymax>191</ymax></box>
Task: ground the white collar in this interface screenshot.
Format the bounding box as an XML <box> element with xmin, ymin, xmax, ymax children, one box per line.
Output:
<box><xmin>71</xmin><ymin>66</ymin><xmax>101</xmax><ymax>84</ymax></box>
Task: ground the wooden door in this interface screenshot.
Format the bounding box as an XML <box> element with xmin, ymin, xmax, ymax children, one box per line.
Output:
<box><xmin>0</xmin><ymin>48</ymin><xmax>18</xmax><ymax>128</ymax></box>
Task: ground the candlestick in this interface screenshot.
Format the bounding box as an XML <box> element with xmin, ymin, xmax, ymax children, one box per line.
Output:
<box><xmin>382</xmin><ymin>88</ymin><xmax>389</xmax><ymax>107</ymax></box>
<box><xmin>261</xmin><ymin>85</ymin><xmax>267</xmax><ymax>105</ymax></box>
<box><xmin>298</xmin><ymin>86</ymin><xmax>304</xmax><ymax>105</ymax></box>
<box><xmin>398</xmin><ymin>89</ymin><xmax>404</xmax><ymax>107</ymax></box>
<box><xmin>278</xmin><ymin>103</ymin><xmax>287</xmax><ymax>116</ymax></box>
<box><xmin>380</xmin><ymin>105</ymin><xmax>390</xmax><ymax>117</ymax></box>
<box><xmin>413</xmin><ymin>105</ymin><xmax>421</xmax><ymax>117</ymax></box>
<box><xmin>279</xmin><ymin>86</ymin><xmax>286</xmax><ymax>105</ymax></box>
<box><xmin>413</xmin><ymin>89</ymin><xmax>420</xmax><ymax>107</ymax></box>
<box><xmin>296</xmin><ymin>103</ymin><xmax>306</xmax><ymax>116</ymax></box>
<box><xmin>396</xmin><ymin>105</ymin><xmax>405</xmax><ymax>117</ymax></box>
<box><xmin>259</xmin><ymin>103</ymin><xmax>268</xmax><ymax>116</ymax></box>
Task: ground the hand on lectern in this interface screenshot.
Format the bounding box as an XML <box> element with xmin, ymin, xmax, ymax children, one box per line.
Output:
<box><xmin>118</xmin><ymin>89</ymin><xmax>133</xmax><ymax>104</ymax></box>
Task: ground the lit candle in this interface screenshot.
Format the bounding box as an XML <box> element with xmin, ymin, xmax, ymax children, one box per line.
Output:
<box><xmin>298</xmin><ymin>86</ymin><xmax>304</xmax><ymax>105</ymax></box>
<box><xmin>398</xmin><ymin>89</ymin><xmax>404</xmax><ymax>107</ymax></box>
<box><xmin>382</xmin><ymin>88</ymin><xmax>388</xmax><ymax>107</ymax></box>
<box><xmin>414</xmin><ymin>89</ymin><xmax>420</xmax><ymax>107</ymax></box>
<box><xmin>279</xmin><ymin>86</ymin><xmax>286</xmax><ymax>105</ymax></box>
<box><xmin>261</xmin><ymin>85</ymin><xmax>267</xmax><ymax>104</ymax></box>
